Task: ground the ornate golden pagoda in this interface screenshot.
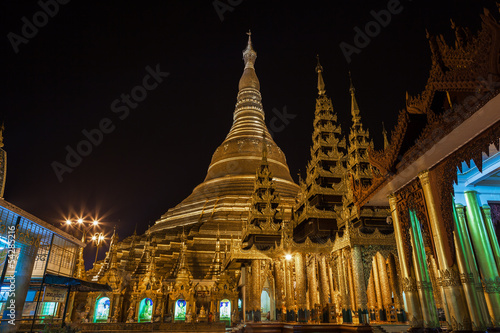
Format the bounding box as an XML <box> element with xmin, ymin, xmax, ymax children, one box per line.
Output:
<box><xmin>241</xmin><ymin>136</ymin><xmax>283</xmax><ymax>249</ymax></box>
<box><xmin>294</xmin><ymin>57</ymin><xmax>347</xmax><ymax>242</ymax></box>
<box><xmin>151</xmin><ymin>32</ymin><xmax>299</xmax><ymax>235</ymax></box>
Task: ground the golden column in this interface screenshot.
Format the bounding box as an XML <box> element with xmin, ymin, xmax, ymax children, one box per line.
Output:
<box><xmin>328</xmin><ymin>264</ymin><xmax>335</xmax><ymax>302</ymax></box>
<box><xmin>307</xmin><ymin>254</ymin><xmax>319</xmax><ymax>322</ymax></box>
<box><xmin>376</xmin><ymin>252</ymin><xmax>392</xmax><ymax>319</ymax></box>
<box><xmin>388</xmin><ymin>194</ymin><xmax>424</xmax><ymax>327</ymax></box>
<box><xmin>285</xmin><ymin>257</ymin><xmax>294</xmax><ymax>320</ymax></box>
<box><xmin>428</xmin><ymin>257</ymin><xmax>444</xmax><ymax>312</ymax></box>
<box><xmin>251</xmin><ymin>260</ymin><xmax>262</xmax><ymax>321</ymax></box>
<box><xmin>243</xmin><ymin>265</ymin><xmax>250</xmax><ymax>321</ymax></box>
<box><xmin>387</xmin><ymin>255</ymin><xmax>402</xmax><ymax>312</ymax></box>
<box><xmin>340</xmin><ymin>249</ymin><xmax>352</xmax><ymax>323</ymax></box>
<box><xmin>409</xmin><ymin>209</ymin><xmax>440</xmax><ymax>328</ymax></box>
<box><xmin>294</xmin><ymin>253</ymin><xmax>308</xmax><ymax>322</ymax></box>
<box><xmin>347</xmin><ymin>256</ymin><xmax>357</xmax><ymax>318</ymax></box>
<box><xmin>418</xmin><ymin>171</ymin><xmax>469</xmax><ymax>329</ymax></box>
<box><xmin>367</xmin><ymin>274</ymin><xmax>377</xmax><ymax>318</ymax></box>
<box><xmin>454</xmin><ymin>204</ymin><xmax>490</xmax><ymax>331</ymax></box>
<box><xmin>372</xmin><ymin>257</ymin><xmax>383</xmax><ymax>317</ymax></box>
<box><xmin>464</xmin><ymin>191</ymin><xmax>500</xmax><ymax>326</ymax></box>
<box><xmin>352</xmin><ymin>245</ymin><xmax>369</xmax><ymax>323</ymax></box>
<box><xmin>319</xmin><ymin>255</ymin><xmax>331</xmax><ymax>306</ymax></box>
<box><xmin>481</xmin><ymin>205</ymin><xmax>500</xmax><ymax>272</ymax></box>
<box><xmin>274</xmin><ymin>259</ymin><xmax>285</xmax><ymax>319</ymax></box>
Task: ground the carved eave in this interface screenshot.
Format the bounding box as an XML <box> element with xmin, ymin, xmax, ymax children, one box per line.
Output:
<box><xmin>351</xmin><ymin>10</ymin><xmax>500</xmax><ymax>209</ymax></box>
<box><xmin>406</xmin><ymin>9</ymin><xmax>500</xmax><ymax>115</ymax></box>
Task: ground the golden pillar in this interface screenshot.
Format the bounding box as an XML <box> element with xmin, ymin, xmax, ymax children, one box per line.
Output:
<box><xmin>389</xmin><ymin>194</ymin><xmax>424</xmax><ymax>327</ymax></box>
<box><xmin>454</xmin><ymin>203</ymin><xmax>490</xmax><ymax>331</ymax></box>
<box><xmin>274</xmin><ymin>259</ymin><xmax>285</xmax><ymax>319</ymax></box>
<box><xmin>347</xmin><ymin>254</ymin><xmax>357</xmax><ymax>318</ymax></box>
<box><xmin>408</xmin><ymin>210</ymin><xmax>440</xmax><ymax>328</ymax></box>
<box><xmin>464</xmin><ymin>191</ymin><xmax>500</xmax><ymax>326</ymax></box>
<box><xmin>372</xmin><ymin>256</ymin><xmax>383</xmax><ymax>315</ymax></box>
<box><xmin>285</xmin><ymin>257</ymin><xmax>294</xmax><ymax>316</ymax></box>
<box><xmin>319</xmin><ymin>255</ymin><xmax>331</xmax><ymax>306</ymax></box>
<box><xmin>419</xmin><ymin>171</ymin><xmax>470</xmax><ymax>329</ymax></box>
<box><xmin>376</xmin><ymin>253</ymin><xmax>392</xmax><ymax>312</ymax></box>
<box><xmin>251</xmin><ymin>260</ymin><xmax>262</xmax><ymax>321</ymax></box>
<box><xmin>367</xmin><ymin>273</ymin><xmax>377</xmax><ymax>317</ymax></box>
<box><xmin>481</xmin><ymin>205</ymin><xmax>500</xmax><ymax>273</ymax></box>
<box><xmin>388</xmin><ymin>255</ymin><xmax>402</xmax><ymax>311</ymax></box>
<box><xmin>339</xmin><ymin>249</ymin><xmax>352</xmax><ymax>323</ymax></box>
<box><xmin>307</xmin><ymin>254</ymin><xmax>319</xmax><ymax>322</ymax></box>
<box><xmin>244</xmin><ymin>266</ymin><xmax>250</xmax><ymax>321</ymax></box>
<box><xmin>328</xmin><ymin>264</ymin><xmax>335</xmax><ymax>301</ymax></box>
<box><xmin>295</xmin><ymin>253</ymin><xmax>308</xmax><ymax>322</ymax></box>
<box><xmin>352</xmin><ymin>245</ymin><xmax>369</xmax><ymax>322</ymax></box>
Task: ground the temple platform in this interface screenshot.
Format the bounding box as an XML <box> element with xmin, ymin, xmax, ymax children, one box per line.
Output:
<box><xmin>18</xmin><ymin>322</ymin><xmax>227</xmax><ymax>333</ymax></box>
<box><xmin>231</xmin><ymin>323</ymin><xmax>374</xmax><ymax>333</ymax></box>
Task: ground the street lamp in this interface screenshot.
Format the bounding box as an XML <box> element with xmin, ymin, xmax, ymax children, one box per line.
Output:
<box><xmin>91</xmin><ymin>232</ymin><xmax>106</xmax><ymax>267</ymax></box>
<box><xmin>63</xmin><ymin>217</ymin><xmax>101</xmax><ymax>243</ymax></box>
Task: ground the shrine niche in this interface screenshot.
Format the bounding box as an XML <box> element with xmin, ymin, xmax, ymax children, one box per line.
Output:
<box><xmin>93</xmin><ymin>297</ymin><xmax>110</xmax><ymax>323</ymax></box>
<box><xmin>174</xmin><ymin>299</ymin><xmax>187</xmax><ymax>321</ymax></box>
<box><xmin>138</xmin><ymin>298</ymin><xmax>153</xmax><ymax>323</ymax></box>
<box><xmin>219</xmin><ymin>299</ymin><xmax>231</xmax><ymax>324</ymax></box>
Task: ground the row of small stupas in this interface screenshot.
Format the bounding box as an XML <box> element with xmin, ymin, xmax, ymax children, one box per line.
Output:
<box><xmin>71</xmin><ymin>8</ymin><xmax>500</xmax><ymax>328</ymax></box>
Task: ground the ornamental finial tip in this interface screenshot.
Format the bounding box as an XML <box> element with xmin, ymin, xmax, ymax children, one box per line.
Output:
<box><xmin>316</xmin><ymin>55</ymin><xmax>325</xmax><ymax>95</ymax></box>
<box><xmin>315</xmin><ymin>54</ymin><xmax>323</xmax><ymax>73</ymax></box>
<box><xmin>349</xmin><ymin>71</ymin><xmax>355</xmax><ymax>93</ymax></box>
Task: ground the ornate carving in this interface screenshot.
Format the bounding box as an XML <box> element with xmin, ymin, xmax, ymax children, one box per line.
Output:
<box><xmin>439</xmin><ymin>268</ymin><xmax>462</xmax><ymax>287</ymax></box>
<box><xmin>394</xmin><ymin>179</ymin><xmax>433</xmax><ymax>269</ymax></box>
<box><xmin>351</xmin><ymin>10</ymin><xmax>500</xmax><ymax>209</ymax></box>
<box><xmin>460</xmin><ymin>273</ymin><xmax>474</xmax><ymax>284</ymax></box>
<box><xmin>482</xmin><ymin>277</ymin><xmax>500</xmax><ymax>293</ymax></box>
<box><xmin>402</xmin><ymin>277</ymin><xmax>418</xmax><ymax>292</ymax></box>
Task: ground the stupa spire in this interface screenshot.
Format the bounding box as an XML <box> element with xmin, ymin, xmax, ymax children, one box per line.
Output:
<box><xmin>346</xmin><ymin>71</ymin><xmax>373</xmax><ymax>187</ymax></box>
<box><xmin>316</xmin><ymin>55</ymin><xmax>326</xmax><ymax>96</ymax></box>
<box><xmin>382</xmin><ymin>122</ymin><xmax>389</xmax><ymax>149</ymax></box>
<box><xmin>294</xmin><ymin>60</ymin><xmax>347</xmax><ymax>241</ymax></box>
<box><xmin>349</xmin><ymin>71</ymin><xmax>361</xmax><ymax>121</ymax></box>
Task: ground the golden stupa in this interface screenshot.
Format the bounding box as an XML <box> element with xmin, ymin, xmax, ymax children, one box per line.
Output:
<box><xmin>144</xmin><ymin>32</ymin><xmax>300</xmax><ymax>277</ymax></box>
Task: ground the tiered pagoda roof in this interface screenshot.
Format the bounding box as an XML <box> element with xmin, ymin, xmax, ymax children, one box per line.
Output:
<box><xmin>294</xmin><ymin>57</ymin><xmax>347</xmax><ymax>243</ymax></box>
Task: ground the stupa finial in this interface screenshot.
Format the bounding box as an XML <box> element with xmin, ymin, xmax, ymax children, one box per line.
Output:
<box><xmin>316</xmin><ymin>55</ymin><xmax>326</xmax><ymax>96</ymax></box>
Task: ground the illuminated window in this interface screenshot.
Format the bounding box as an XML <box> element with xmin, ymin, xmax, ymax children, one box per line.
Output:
<box><xmin>138</xmin><ymin>298</ymin><xmax>153</xmax><ymax>323</ymax></box>
<box><xmin>220</xmin><ymin>299</ymin><xmax>231</xmax><ymax>321</ymax></box>
<box><xmin>40</xmin><ymin>302</ymin><xmax>58</xmax><ymax>316</ymax></box>
<box><xmin>174</xmin><ymin>299</ymin><xmax>186</xmax><ymax>321</ymax></box>
<box><xmin>94</xmin><ymin>297</ymin><xmax>110</xmax><ymax>323</ymax></box>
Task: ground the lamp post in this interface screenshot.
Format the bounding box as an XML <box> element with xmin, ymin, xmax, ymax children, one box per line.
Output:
<box><xmin>91</xmin><ymin>232</ymin><xmax>106</xmax><ymax>267</ymax></box>
<box><xmin>63</xmin><ymin>217</ymin><xmax>101</xmax><ymax>243</ymax></box>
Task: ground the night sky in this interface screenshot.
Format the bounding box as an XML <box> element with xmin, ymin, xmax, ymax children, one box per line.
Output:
<box><xmin>1</xmin><ymin>0</ymin><xmax>496</xmax><ymax>265</ymax></box>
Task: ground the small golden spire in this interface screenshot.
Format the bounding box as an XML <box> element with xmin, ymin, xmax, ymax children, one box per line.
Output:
<box><xmin>382</xmin><ymin>122</ymin><xmax>389</xmax><ymax>150</ymax></box>
<box><xmin>316</xmin><ymin>55</ymin><xmax>326</xmax><ymax>96</ymax></box>
<box><xmin>0</xmin><ymin>122</ymin><xmax>5</xmax><ymax>148</ymax></box>
<box><xmin>349</xmin><ymin>71</ymin><xmax>360</xmax><ymax>119</ymax></box>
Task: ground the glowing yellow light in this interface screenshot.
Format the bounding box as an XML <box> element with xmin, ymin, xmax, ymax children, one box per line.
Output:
<box><xmin>65</xmin><ymin>220</ymin><xmax>72</xmax><ymax>225</ymax></box>
<box><xmin>77</xmin><ymin>218</ymin><xmax>83</xmax><ymax>224</ymax></box>
<box><xmin>285</xmin><ymin>254</ymin><xmax>292</xmax><ymax>261</ymax></box>
<box><xmin>93</xmin><ymin>220</ymin><xmax>99</xmax><ymax>226</ymax></box>
<box><xmin>91</xmin><ymin>236</ymin><xmax>97</xmax><ymax>241</ymax></box>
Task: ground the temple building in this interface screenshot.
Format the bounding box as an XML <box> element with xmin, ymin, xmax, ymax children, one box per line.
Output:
<box><xmin>71</xmin><ymin>9</ymin><xmax>500</xmax><ymax>333</ymax></box>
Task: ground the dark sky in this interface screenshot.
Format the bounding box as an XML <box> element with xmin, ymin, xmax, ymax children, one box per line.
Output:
<box><xmin>1</xmin><ymin>0</ymin><xmax>496</xmax><ymax>265</ymax></box>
